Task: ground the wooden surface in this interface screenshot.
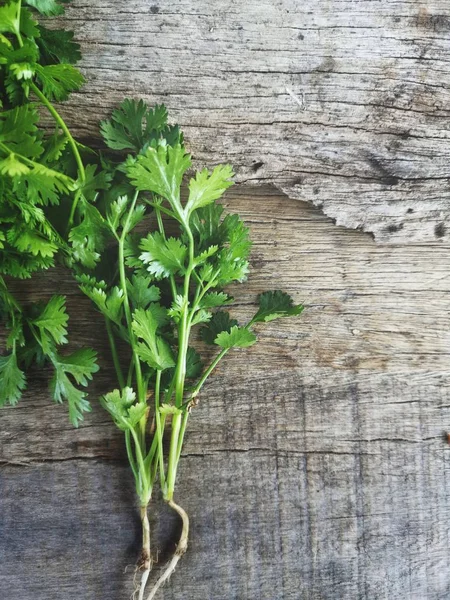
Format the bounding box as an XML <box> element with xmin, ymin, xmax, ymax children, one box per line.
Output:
<box><xmin>1</xmin><ymin>186</ymin><xmax>450</xmax><ymax>599</ymax></box>
<box><xmin>43</xmin><ymin>0</ymin><xmax>450</xmax><ymax>243</ymax></box>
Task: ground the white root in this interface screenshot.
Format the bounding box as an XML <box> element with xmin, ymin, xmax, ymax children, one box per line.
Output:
<box><xmin>145</xmin><ymin>499</ymin><xmax>189</xmax><ymax>600</ymax></box>
<box><xmin>138</xmin><ymin>505</ymin><xmax>152</xmax><ymax>600</ymax></box>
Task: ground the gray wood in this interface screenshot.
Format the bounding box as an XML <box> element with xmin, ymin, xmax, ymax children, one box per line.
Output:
<box><xmin>1</xmin><ymin>187</ymin><xmax>450</xmax><ymax>599</ymax></box>
<box><xmin>42</xmin><ymin>0</ymin><xmax>450</xmax><ymax>243</ymax></box>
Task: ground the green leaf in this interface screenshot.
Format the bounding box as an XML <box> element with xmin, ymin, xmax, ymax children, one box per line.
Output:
<box><xmin>106</xmin><ymin>195</ymin><xmax>128</xmax><ymax>231</ymax></box>
<box><xmin>24</xmin><ymin>0</ymin><xmax>65</xmax><ymax>16</ymax></box>
<box><xmin>199</xmin><ymin>291</ymin><xmax>231</xmax><ymax>309</ymax></box>
<box><xmin>251</xmin><ymin>290</ymin><xmax>304</xmax><ymax>324</ymax></box>
<box><xmin>185</xmin><ymin>347</ymin><xmax>202</xmax><ymax>379</ymax></box>
<box><xmin>126</xmin><ymin>275</ymin><xmax>160</xmax><ymax>310</ymax></box>
<box><xmin>132</xmin><ymin>306</ymin><xmax>174</xmax><ymax>371</ymax></box>
<box><xmin>50</xmin><ymin>348</ymin><xmax>98</xmax><ymax>427</ymax></box>
<box><xmin>55</xmin><ymin>348</ymin><xmax>99</xmax><ymax>385</ymax></box>
<box><xmin>186</xmin><ymin>164</ymin><xmax>234</xmax><ymax>215</ymax></box>
<box><xmin>126</xmin><ymin>142</ymin><xmax>191</xmax><ymax>219</ymax></box>
<box><xmin>37</xmin><ymin>26</ymin><xmax>82</xmax><ymax>65</ymax></box>
<box><xmin>167</xmin><ymin>294</ymin><xmax>185</xmax><ymax>323</ymax></box>
<box><xmin>199</xmin><ymin>310</ymin><xmax>238</xmax><ymax>345</ymax></box>
<box><xmin>69</xmin><ymin>199</ymin><xmax>108</xmax><ymax>268</ymax></box>
<box><xmin>101</xmin><ymin>100</ymin><xmax>170</xmax><ymax>152</ymax></box>
<box><xmin>31</xmin><ymin>295</ymin><xmax>68</xmax><ymax>353</ymax></box>
<box><xmin>191</xmin><ymin>309</ymin><xmax>211</xmax><ymax>326</ymax></box>
<box><xmin>0</xmin><ymin>2</ymin><xmax>19</xmax><ymax>35</ymax></box>
<box><xmin>101</xmin><ymin>388</ymin><xmax>129</xmax><ymax>421</ymax></box>
<box><xmin>0</xmin><ymin>154</ymin><xmax>30</xmax><ymax>176</ymax></box>
<box><xmin>139</xmin><ymin>232</ymin><xmax>187</xmax><ymax>278</ymax></box>
<box><xmin>215</xmin><ymin>325</ymin><xmax>256</xmax><ymax>349</ymax></box>
<box><xmin>0</xmin><ymin>352</ymin><xmax>26</xmax><ymax>406</ymax></box>
<box><xmin>35</xmin><ymin>63</ymin><xmax>85</xmax><ymax>101</ymax></box>
<box><xmin>0</xmin><ymin>105</ymin><xmax>43</xmax><ymax>159</ymax></box>
<box><xmin>9</xmin><ymin>227</ymin><xmax>58</xmax><ymax>259</ymax></box>
<box><xmin>79</xmin><ymin>163</ymin><xmax>112</xmax><ymax>202</ymax></box>
<box><xmin>79</xmin><ymin>285</ymin><xmax>124</xmax><ymax>325</ymax></box>
<box><xmin>100</xmin><ymin>387</ymin><xmax>140</xmax><ymax>430</ymax></box>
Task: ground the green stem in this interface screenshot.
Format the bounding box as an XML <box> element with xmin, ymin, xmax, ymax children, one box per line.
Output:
<box><xmin>155</xmin><ymin>206</ymin><xmax>177</xmax><ymax>299</ymax></box>
<box><xmin>165</xmin><ymin>412</ymin><xmax>182</xmax><ymax>501</ymax></box>
<box><xmin>176</xmin><ymin>409</ymin><xmax>189</xmax><ymax>464</ymax></box>
<box><xmin>153</xmin><ymin>370</ymin><xmax>166</xmax><ymax>492</ymax></box>
<box><xmin>125</xmin><ymin>429</ymin><xmax>139</xmax><ymax>482</ymax></box>
<box><xmin>190</xmin><ymin>348</ymin><xmax>229</xmax><ymax>400</ymax></box>
<box><xmin>130</xmin><ymin>427</ymin><xmax>151</xmax><ymax>503</ymax></box>
<box><xmin>29</xmin><ymin>83</ymin><xmax>85</xmax><ymax>183</ymax></box>
<box><xmin>105</xmin><ymin>317</ymin><xmax>125</xmax><ymax>389</ymax></box>
<box><xmin>173</xmin><ymin>229</ymin><xmax>195</xmax><ymax>408</ymax></box>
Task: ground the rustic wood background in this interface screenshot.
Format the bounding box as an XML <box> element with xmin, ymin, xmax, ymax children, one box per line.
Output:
<box><xmin>2</xmin><ymin>1</ymin><xmax>450</xmax><ymax>599</ymax></box>
<box><xmin>43</xmin><ymin>0</ymin><xmax>450</xmax><ymax>243</ymax></box>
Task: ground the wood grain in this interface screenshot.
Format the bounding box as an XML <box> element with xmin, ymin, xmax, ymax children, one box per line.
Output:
<box><xmin>38</xmin><ymin>0</ymin><xmax>450</xmax><ymax>242</ymax></box>
<box><xmin>1</xmin><ymin>187</ymin><xmax>450</xmax><ymax>599</ymax></box>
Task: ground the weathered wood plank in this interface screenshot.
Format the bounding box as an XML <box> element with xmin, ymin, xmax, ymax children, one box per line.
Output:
<box><xmin>41</xmin><ymin>0</ymin><xmax>450</xmax><ymax>242</ymax></box>
<box><xmin>1</xmin><ymin>187</ymin><xmax>450</xmax><ymax>598</ymax></box>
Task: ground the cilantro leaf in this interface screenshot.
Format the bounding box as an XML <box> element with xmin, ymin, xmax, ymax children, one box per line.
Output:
<box><xmin>50</xmin><ymin>348</ymin><xmax>98</xmax><ymax>427</ymax></box>
<box><xmin>69</xmin><ymin>199</ymin><xmax>108</xmax><ymax>268</ymax></box>
<box><xmin>31</xmin><ymin>295</ymin><xmax>68</xmax><ymax>353</ymax></box>
<box><xmin>0</xmin><ymin>104</ymin><xmax>43</xmax><ymax>159</ymax></box>
<box><xmin>78</xmin><ymin>284</ymin><xmax>124</xmax><ymax>325</ymax></box>
<box><xmin>0</xmin><ymin>352</ymin><xmax>26</xmax><ymax>407</ymax></box>
<box><xmin>186</xmin><ymin>164</ymin><xmax>234</xmax><ymax>215</ymax></box>
<box><xmin>100</xmin><ymin>387</ymin><xmax>147</xmax><ymax>431</ymax></box>
<box><xmin>100</xmin><ymin>100</ymin><xmax>173</xmax><ymax>152</ymax></box>
<box><xmin>37</xmin><ymin>26</ymin><xmax>81</xmax><ymax>65</ymax></box>
<box><xmin>0</xmin><ymin>2</ymin><xmax>20</xmax><ymax>35</ymax></box>
<box><xmin>199</xmin><ymin>311</ymin><xmax>238</xmax><ymax>345</ymax></box>
<box><xmin>35</xmin><ymin>63</ymin><xmax>85</xmax><ymax>101</ymax></box>
<box><xmin>126</xmin><ymin>275</ymin><xmax>160</xmax><ymax>310</ymax></box>
<box><xmin>139</xmin><ymin>232</ymin><xmax>187</xmax><ymax>278</ymax></box>
<box><xmin>185</xmin><ymin>347</ymin><xmax>202</xmax><ymax>379</ymax></box>
<box><xmin>24</xmin><ymin>0</ymin><xmax>65</xmax><ymax>17</ymax></box>
<box><xmin>126</xmin><ymin>142</ymin><xmax>191</xmax><ymax>219</ymax></box>
<box><xmin>251</xmin><ymin>290</ymin><xmax>304</xmax><ymax>324</ymax></box>
<box><xmin>198</xmin><ymin>291</ymin><xmax>231</xmax><ymax>309</ymax></box>
<box><xmin>214</xmin><ymin>326</ymin><xmax>257</xmax><ymax>349</ymax></box>
<box><xmin>132</xmin><ymin>307</ymin><xmax>174</xmax><ymax>371</ymax></box>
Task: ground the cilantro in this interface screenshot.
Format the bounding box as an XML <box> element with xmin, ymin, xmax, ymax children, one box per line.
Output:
<box><xmin>0</xmin><ymin>2</ymin><xmax>305</xmax><ymax>596</ymax></box>
<box><xmin>214</xmin><ymin>325</ymin><xmax>257</xmax><ymax>349</ymax></box>
<box><xmin>0</xmin><ymin>352</ymin><xmax>26</xmax><ymax>406</ymax></box>
<box><xmin>36</xmin><ymin>26</ymin><xmax>81</xmax><ymax>65</ymax></box>
<box><xmin>139</xmin><ymin>232</ymin><xmax>187</xmax><ymax>278</ymax></box>
<box><xmin>251</xmin><ymin>290</ymin><xmax>304</xmax><ymax>323</ymax></box>
<box><xmin>35</xmin><ymin>63</ymin><xmax>85</xmax><ymax>101</ymax></box>
<box><xmin>101</xmin><ymin>99</ymin><xmax>179</xmax><ymax>153</ymax></box>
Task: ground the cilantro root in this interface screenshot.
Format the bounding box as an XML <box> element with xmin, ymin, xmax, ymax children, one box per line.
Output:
<box><xmin>145</xmin><ymin>500</ymin><xmax>189</xmax><ymax>600</ymax></box>
<box><xmin>0</xmin><ymin>2</ymin><xmax>305</xmax><ymax>598</ymax></box>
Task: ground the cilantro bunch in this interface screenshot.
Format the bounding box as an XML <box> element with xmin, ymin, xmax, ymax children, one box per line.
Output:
<box><xmin>0</xmin><ymin>2</ymin><xmax>304</xmax><ymax>598</ymax></box>
<box><xmin>73</xmin><ymin>100</ymin><xmax>304</xmax><ymax>598</ymax></box>
<box><xmin>0</xmin><ymin>0</ymin><xmax>97</xmax><ymax>424</ymax></box>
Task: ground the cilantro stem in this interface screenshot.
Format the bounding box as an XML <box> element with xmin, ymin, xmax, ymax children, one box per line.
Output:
<box><xmin>105</xmin><ymin>317</ymin><xmax>125</xmax><ymax>389</ymax></box>
<box><xmin>118</xmin><ymin>192</ymin><xmax>145</xmax><ymax>403</ymax></box>
<box><xmin>173</xmin><ymin>228</ymin><xmax>195</xmax><ymax>408</ymax></box>
<box><xmin>154</xmin><ymin>370</ymin><xmax>166</xmax><ymax>492</ymax></box>
<box><xmin>165</xmin><ymin>412</ymin><xmax>182</xmax><ymax>501</ymax></box>
<box><xmin>130</xmin><ymin>427</ymin><xmax>151</xmax><ymax>504</ymax></box>
<box><xmin>125</xmin><ymin>429</ymin><xmax>139</xmax><ymax>483</ymax></box>
<box><xmin>29</xmin><ymin>82</ymin><xmax>86</xmax><ymax>191</ymax></box>
<box><xmin>154</xmin><ymin>206</ymin><xmax>177</xmax><ymax>299</ymax></box>
<box><xmin>190</xmin><ymin>348</ymin><xmax>229</xmax><ymax>400</ymax></box>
